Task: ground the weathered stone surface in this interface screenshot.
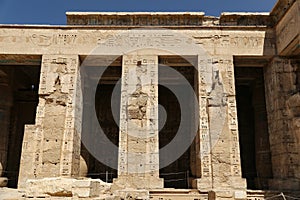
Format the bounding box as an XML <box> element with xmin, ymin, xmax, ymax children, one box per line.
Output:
<box><xmin>0</xmin><ymin>177</ymin><xmax>8</xmax><ymax>187</ymax></box>
<box><xmin>18</xmin><ymin>55</ymin><xmax>83</xmax><ymax>189</ymax></box>
<box><xmin>113</xmin><ymin>53</ymin><xmax>163</xmax><ymax>190</ymax></box>
<box><xmin>25</xmin><ymin>178</ymin><xmax>75</xmax><ymax>197</ymax></box>
<box><xmin>0</xmin><ymin>187</ymin><xmax>25</xmax><ymax>200</ymax></box>
<box><xmin>66</xmin><ymin>12</ymin><xmax>205</xmax><ymax>26</ymax></box>
<box><xmin>0</xmin><ymin>27</ymin><xmax>276</xmax><ymax>57</ymax></box>
<box><xmin>79</xmin><ymin>156</ymin><xmax>88</xmax><ymax>177</ymax></box>
<box><xmin>0</xmin><ymin>0</ymin><xmax>299</xmax><ymax>199</ymax></box>
<box><xmin>220</xmin><ymin>12</ymin><xmax>273</xmax><ymax>26</ymax></box>
<box><xmin>275</xmin><ymin>0</ymin><xmax>300</xmax><ymax>55</ymax></box>
<box><xmin>115</xmin><ymin>189</ymin><xmax>149</xmax><ymax>200</ymax></box>
<box><xmin>264</xmin><ymin>57</ymin><xmax>300</xmax><ymax>191</ymax></box>
<box><xmin>24</xmin><ymin>178</ymin><xmax>112</xmax><ymax>198</ymax></box>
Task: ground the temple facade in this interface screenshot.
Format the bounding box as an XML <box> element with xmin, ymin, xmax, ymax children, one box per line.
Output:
<box><xmin>0</xmin><ymin>0</ymin><xmax>299</xmax><ymax>199</ymax></box>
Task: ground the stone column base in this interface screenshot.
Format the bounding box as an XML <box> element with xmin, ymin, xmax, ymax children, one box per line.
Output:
<box><xmin>112</xmin><ymin>176</ymin><xmax>164</xmax><ymax>191</ymax></box>
<box><xmin>193</xmin><ymin>177</ymin><xmax>247</xmax><ymax>191</ymax></box>
<box><xmin>115</xmin><ymin>189</ymin><xmax>150</xmax><ymax>200</ymax></box>
<box><xmin>209</xmin><ymin>190</ymin><xmax>247</xmax><ymax>200</ymax></box>
<box><xmin>191</xmin><ymin>177</ymin><xmax>212</xmax><ymax>191</ymax></box>
<box><xmin>269</xmin><ymin>178</ymin><xmax>300</xmax><ymax>191</ymax></box>
<box><xmin>0</xmin><ymin>177</ymin><xmax>8</xmax><ymax>187</ymax></box>
<box><xmin>193</xmin><ymin>177</ymin><xmax>247</xmax><ymax>200</ymax></box>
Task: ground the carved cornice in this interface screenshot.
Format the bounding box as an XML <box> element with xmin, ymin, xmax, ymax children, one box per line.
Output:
<box><xmin>66</xmin><ymin>12</ymin><xmax>206</xmax><ymax>26</ymax></box>
<box><xmin>66</xmin><ymin>11</ymin><xmax>278</xmax><ymax>27</ymax></box>
<box><xmin>270</xmin><ymin>0</ymin><xmax>297</xmax><ymax>25</ymax></box>
<box><xmin>220</xmin><ymin>12</ymin><xmax>274</xmax><ymax>26</ymax></box>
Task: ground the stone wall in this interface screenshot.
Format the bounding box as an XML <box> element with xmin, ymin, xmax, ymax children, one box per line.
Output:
<box><xmin>264</xmin><ymin>57</ymin><xmax>300</xmax><ymax>190</ymax></box>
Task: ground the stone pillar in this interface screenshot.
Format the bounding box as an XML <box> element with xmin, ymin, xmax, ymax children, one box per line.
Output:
<box><xmin>113</xmin><ymin>53</ymin><xmax>163</xmax><ymax>190</ymax></box>
<box><xmin>193</xmin><ymin>56</ymin><xmax>246</xmax><ymax>199</ymax></box>
<box><xmin>264</xmin><ymin>57</ymin><xmax>300</xmax><ymax>191</ymax></box>
<box><xmin>0</xmin><ymin>71</ymin><xmax>12</xmax><ymax>187</ymax></box>
<box><xmin>190</xmin><ymin>67</ymin><xmax>202</xmax><ymax>186</ymax></box>
<box><xmin>192</xmin><ymin>55</ymin><xmax>213</xmax><ymax>190</ymax></box>
<box><xmin>18</xmin><ymin>55</ymin><xmax>82</xmax><ymax>189</ymax></box>
<box><xmin>80</xmin><ymin>75</ymin><xmax>94</xmax><ymax>177</ymax></box>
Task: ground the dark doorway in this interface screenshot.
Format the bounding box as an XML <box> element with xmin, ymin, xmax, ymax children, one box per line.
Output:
<box><xmin>81</xmin><ymin>57</ymin><xmax>122</xmax><ymax>183</ymax></box>
<box><xmin>235</xmin><ymin>67</ymin><xmax>273</xmax><ymax>189</ymax></box>
<box><xmin>0</xmin><ymin>64</ymin><xmax>40</xmax><ymax>188</ymax></box>
<box><xmin>158</xmin><ymin>56</ymin><xmax>197</xmax><ymax>189</ymax></box>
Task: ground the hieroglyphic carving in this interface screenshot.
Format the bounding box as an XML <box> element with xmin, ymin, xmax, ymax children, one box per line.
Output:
<box><xmin>67</xmin><ymin>13</ymin><xmax>204</xmax><ymax>26</ymax></box>
<box><xmin>97</xmin><ymin>33</ymin><xmax>192</xmax><ymax>49</ymax></box>
<box><xmin>30</xmin><ymin>34</ymin><xmax>53</xmax><ymax>46</ymax></box>
<box><xmin>0</xmin><ymin>35</ymin><xmax>19</xmax><ymax>43</ymax></box>
<box><xmin>223</xmin><ymin>59</ymin><xmax>235</xmax><ymax>96</ymax></box>
<box><xmin>218</xmin><ymin>56</ymin><xmax>243</xmax><ymax>177</ymax></box>
<box><xmin>59</xmin><ymin>56</ymin><xmax>81</xmax><ymax>177</ymax></box>
<box><xmin>228</xmin><ymin>96</ymin><xmax>241</xmax><ymax>177</ymax></box>
<box><xmin>18</xmin><ymin>124</ymin><xmax>44</xmax><ymax>187</ymax></box>
<box><xmin>193</xmin><ymin>35</ymin><xmax>264</xmax><ymax>49</ymax></box>
<box><xmin>116</xmin><ymin>54</ymin><xmax>162</xmax><ymax>188</ymax></box>
<box><xmin>198</xmin><ymin>57</ymin><xmax>212</xmax><ymax>179</ymax></box>
<box><xmin>55</xmin><ymin>34</ymin><xmax>77</xmax><ymax>45</ymax></box>
<box><xmin>230</xmin><ymin>36</ymin><xmax>263</xmax><ymax>48</ymax></box>
<box><xmin>29</xmin><ymin>34</ymin><xmax>77</xmax><ymax>46</ymax></box>
<box><xmin>19</xmin><ymin>55</ymin><xmax>81</xmax><ymax>184</ymax></box>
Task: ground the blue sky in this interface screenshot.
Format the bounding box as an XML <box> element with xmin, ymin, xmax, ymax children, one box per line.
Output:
<box><xmin>0</xmin><ymin>0</ymin><xmax>277</xmax><ymax>25</ymax></box>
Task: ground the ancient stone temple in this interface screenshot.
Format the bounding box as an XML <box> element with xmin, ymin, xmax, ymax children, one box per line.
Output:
<box><xmin>0</xmin><ymin>0</ymin><xmax>299</xmax><ymax>199</ymax></box>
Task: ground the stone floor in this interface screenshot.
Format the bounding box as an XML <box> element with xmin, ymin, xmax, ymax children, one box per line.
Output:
<box><xmin>0</xmin><ymin>188</ymin><xmax>25</xmax><ymax>200</ymax></box>
<box><xmin>0</xmin><ymin>187</ymin><xmax>206</xmax><ymax>200</ymax></box>
<box><xmin>0</xmin><ymin>187</ymin><xmax>117</xmax><ymax>200</ymax></box>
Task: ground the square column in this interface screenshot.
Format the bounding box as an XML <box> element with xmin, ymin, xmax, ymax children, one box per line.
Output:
<box><xmin>193</xmin><ymin>56</ymin><xmax>246</xmax><ymax>199</ymax></box>
<box><xmin>192</xmin><ymin>55</ymin><xmax>213</xmax><ymax>190</ymax></box>
<box><xmin>18</xmin><ymin>55</ymin><xmax>83</xmax><ymax>189</ymax></box>
<box><xmin>113</xmin><ymin>54</ymin><xmax>163</xmax><ymax>190</ymax></box>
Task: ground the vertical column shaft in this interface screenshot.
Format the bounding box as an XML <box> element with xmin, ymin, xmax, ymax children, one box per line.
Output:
<box><xmin>114</xmin><ymin>53</ymin><xmax>163</xmax><ymax>189</ymax></box>
<box><xmin>194</xmin><ymin>56</ymin><xmax>246</xmax><ymax>198</ymax></box>
<box><xmin>193</xmin><ymin>56</ymin><xmax>213</xmax><ymax>190</ymax></box>
<box><xmin>18</xmin><ymin>55</ymin><xmax>82</xmax><ymax>188</ymax></box>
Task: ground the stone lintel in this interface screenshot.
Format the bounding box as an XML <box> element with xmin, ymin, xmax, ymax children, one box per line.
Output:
<box><xmin>0</xmin><ymin>54</ymin><xmax>41</xmax><ymax>66</ymax></box>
